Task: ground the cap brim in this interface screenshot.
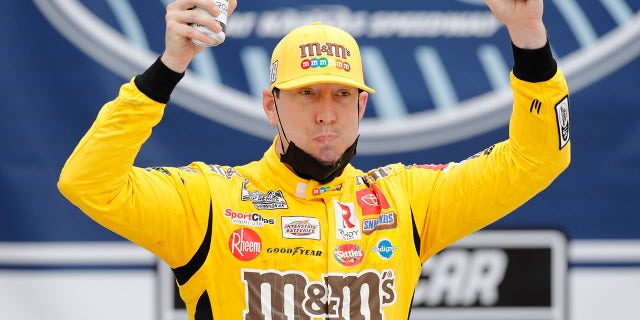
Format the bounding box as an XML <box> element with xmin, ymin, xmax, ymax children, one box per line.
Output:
<box><xmin>274</xmin><ymin>75</ymin><xmax>375</xmax><ymax>93</ymax></box>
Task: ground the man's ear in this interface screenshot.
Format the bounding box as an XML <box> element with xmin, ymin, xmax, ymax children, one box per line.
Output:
<box><xmin>358</xmin><ymin>91</ymin><xmax>368</xmax><ymax>120</ymax></box>
<box><xmin>262</xmin><ymin>89</ymin><xmax>278</xmax><ymax>126</ymax></box>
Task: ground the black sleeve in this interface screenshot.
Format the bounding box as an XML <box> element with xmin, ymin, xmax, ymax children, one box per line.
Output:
<box><xmin>133</xmin><ymin>56</ymin><xmax>185</xmax><ymax>104</ymax></box>
<box><xmin>511</xmin><ymin>40</ymin><xmax>558</xmax><ymax>83</ymax></box>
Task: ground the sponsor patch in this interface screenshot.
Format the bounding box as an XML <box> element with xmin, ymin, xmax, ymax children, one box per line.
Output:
<box><xmin>208</xmin><ymin>164</ymin><xmax>241</xmax><ymax>179</ymax></box>
<box><xmin>356</xmin><ymin>184</ymin><xmax>390</xmax><ymax>215</ymax></box>
<box><xmin>242</xmin><ymin>268</ymin><xmax>396</xmax><ymax>318</ymax></box>
<box><xmin>334</xmin><ymin>243</ymin><xmax>364</xmax><ymax>267</ymax></box>
<box><xmin>228</xmin><ymin>228</ymin><xmax>262</xmax><ymax>261</ymax></box>
<box><xmin>241</xmin><ymin>179</ymin><xmax>288</xmax><ymax>210</ymax></box>
<box><xmin>555</xmin><ymin>96</ymin><xmax>570</xmax><ymax>150</ymax></box>
<box><xmin>145</xmin><ymin>167</ymin><xmax>171</xmax><ymax>176</ymax></box>
<box><xmin>334</xmin><ymin>201</ymin><xmax>361</xmax><ymax>241</ymax></box>
<box><xmin>362</xmin><ymin>212</ymin><xmax>398</xmax><ymax>235</ymax></box>
<box><xmin>312</xmin><ymin>183</ymin><xmax>342</xmax><ymax>196</ymax></box>
<box><xmin>224</xmin><ymin>208</ymin><xmax>275</xmax><ymax>227</ymax></box>
<box><xmin>178</xmin><ymin>166</ymin><xmax>199</xmax><ymax>174</ymax></box>
<box><xmin>269</xmin><ymin>60</ymin><xmax>278</xmax><ymax>85</ymax></box>
<box><xmin>368</xmin><ymin>166</ymin><xmax>392</xmax><ymax>180</ymax></box>
<box><xmin>266</xmin><ymin>246</ymin><xmax>323</xmax><ymax>257</ymax></box>
<box><xmin>282</xmin><ymin>216</ymin><xmax>321</xmax><ymax>240</ymax></box>
<box><xmin>373</xmin><ymin>239</ymin><xmax>397</xmax><ymax>260</ymax></box>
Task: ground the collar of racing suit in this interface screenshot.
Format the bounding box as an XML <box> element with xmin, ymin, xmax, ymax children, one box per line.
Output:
<box><xmin>262</xmin><ymin>137</ymin><xmax>357</xmax><ymax>200</ymax></box>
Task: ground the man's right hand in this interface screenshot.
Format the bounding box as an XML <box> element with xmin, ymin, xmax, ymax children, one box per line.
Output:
<box><xmin>161</xmin><ymin>0</ymin><xmax>238</xmax><ymax>73</ymax></box>
<box><xmin>484</xmin><ymin>0</ymin><xmax>547</xmax><ymax>49</ymax></box>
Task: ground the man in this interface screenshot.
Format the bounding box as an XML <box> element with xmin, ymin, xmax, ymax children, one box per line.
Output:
<box><xmin>58</xmin><ymin>0</ymin><xmax>570</xmax><ymax>319</ymax></box>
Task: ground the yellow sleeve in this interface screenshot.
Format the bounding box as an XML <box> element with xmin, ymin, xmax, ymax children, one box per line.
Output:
<box><xmin>57</xmin><ymin>79</ymin><xmax>211</xmax><ymax>267</ymax></box>
<box><xmin>410</xmin><ymin>69</ymin><xmax>571</xmax><ymax>262</ymax></box>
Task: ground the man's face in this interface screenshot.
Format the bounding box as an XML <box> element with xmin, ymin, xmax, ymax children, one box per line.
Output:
<box><xmin>263</xmin><ymin>83</ymin><xmax>368</xmax><ymax>164</ymax></box>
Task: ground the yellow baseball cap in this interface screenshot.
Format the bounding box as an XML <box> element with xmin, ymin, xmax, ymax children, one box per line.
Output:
<box><xmin>269</xmin><ymin>22</ymin><xmax>375</xmax><ymax>93</ymax></box>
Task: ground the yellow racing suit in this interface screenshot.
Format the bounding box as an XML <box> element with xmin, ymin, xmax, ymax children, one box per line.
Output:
<box><xmin>58</xmin><ymin>42</ymin><xmax>570</xmax><ymax>319</ymax></box>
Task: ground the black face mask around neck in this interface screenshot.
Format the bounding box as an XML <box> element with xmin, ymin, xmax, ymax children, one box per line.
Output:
<box><xmin>280</xmin><ymin>137</ymin><xmax>358</xmax><ymax>184</ymax></box>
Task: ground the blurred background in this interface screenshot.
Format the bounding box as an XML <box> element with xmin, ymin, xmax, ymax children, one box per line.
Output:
<box><xmin>1</xmin><ymin>0</ymin><xmax>639</xmax><ymax>319</ymax></box>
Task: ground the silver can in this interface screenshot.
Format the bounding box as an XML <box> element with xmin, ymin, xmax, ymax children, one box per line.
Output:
<box><xmin>190</xmin><ymin>0</ymin><xmax>228</xmax><ymax>47</ymax></box>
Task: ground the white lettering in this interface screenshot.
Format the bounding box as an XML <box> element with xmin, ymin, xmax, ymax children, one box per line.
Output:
<box><xmin>227</xmin><ymin>7</ymin><xmax>502</xmax><ymax>39</ymax></box>
<box><xmin>413</xmin><ymin>249</ymin><xmax>508</xmax><ymax>306</ymax></box>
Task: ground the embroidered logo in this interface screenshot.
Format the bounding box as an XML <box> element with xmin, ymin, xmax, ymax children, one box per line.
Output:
<box><xmin>334</xmin><ymin>201</ymin><xmax>360</xmax><ymax>241</ymax></box>
<box><xmin>241</xmin><ymin>179</ymin><xmax>288</xmax><ymax>210</ymax></box>
<box><xmin>372</xmin><ymin>239</ymin><xmax>397</xmax><ymax>260</ymax></box>
<box><xmin>334</xmin><ymin>243</ymin><xmax>364</xmax><ymax>267</ymax></box>
<box><xmin>224</xmin><ymin>208</ymin><xmax>275</xmax><ymax>227</ymax></box>
<box><xmin>555</xmin><ymin>96</ymin><xmax>570</xmax><ymax>150</ymax></box>
<box><xmin>281</xmin><ymin>216</ymin><xmax>321</xmax><ymax>240</ymax></box>
<box><xmin>356</xmin><ymin>184</ymin><xmax>390</xmax><ymax>215</ymax></box>
<box><xmin>228</xmin><ymin>228</ymin><xmax>262</xmax><ymax>261</ymax></box>
<box><xmin>362</xmin><ymin>212</ymin><xmax>397</xmax><ymax>235</ymax></box>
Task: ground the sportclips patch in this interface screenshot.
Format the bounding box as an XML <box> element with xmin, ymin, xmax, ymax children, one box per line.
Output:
<box><xmin>555</xmin><ymin>96</ymin><xmax>570</xmax><ymax>149</ymax></box>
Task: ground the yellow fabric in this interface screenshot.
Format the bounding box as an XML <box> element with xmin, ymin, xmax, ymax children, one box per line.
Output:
<box><xmin>58</xmin><ymin>69</ymin><xmax>570</xmax><ymax>319</ymax></box>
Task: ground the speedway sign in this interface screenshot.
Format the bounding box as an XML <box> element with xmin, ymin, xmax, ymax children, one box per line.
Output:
<box><xmin>34</xmin><ymin>0</ymin><xmax>640</xmax><ymax>154</ymax></box>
